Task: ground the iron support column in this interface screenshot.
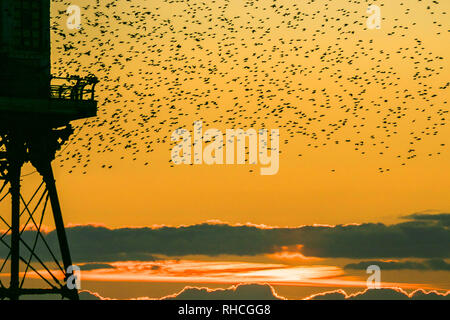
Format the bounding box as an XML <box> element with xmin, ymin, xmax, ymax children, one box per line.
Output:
<box><xmin>9</xmin><ymin>139</ymin><xmax>23</xmax><ymax>300</ymax></box>
<box><xmin>40</xmin><ymin>162</ymin><xmax>79</xmax><ymax>300</ymax></box>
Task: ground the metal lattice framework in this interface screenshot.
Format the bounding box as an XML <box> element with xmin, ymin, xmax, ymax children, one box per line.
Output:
<box><xmin>0</xmin><ymin>0</ymin><xmax>98</xmax><ymax>300</ymax></box>
<box><xmin>0</xmin><ymin>126</ymin><xmax>79</xmax><ymax>300</ymax></box>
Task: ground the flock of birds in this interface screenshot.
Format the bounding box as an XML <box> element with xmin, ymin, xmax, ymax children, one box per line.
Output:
<box><xmin>49</xmin><ymin>0</ymin><xmax>449</xmax><ymax>174</ymax></box>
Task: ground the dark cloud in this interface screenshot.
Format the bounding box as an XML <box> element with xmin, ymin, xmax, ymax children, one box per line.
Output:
<box><xmin>78</xmin><ymin>290</ymin><xmax>105</xmax><ymax>300</ymax></box>
<box><xmin>307</xmin><ymin>288</ymin><xmax>450</xmax><ymax>300</ymax></box>
<box><xmin>403</xmin><ymin>213</ymin><xmax>450</xmax><ymax>227</ymax></box>
<box><xmin>75</xmin><ymin>284</ymin><xmax>282</xmax><ymax>300</ymax></box>
<box><xmin>79</xmin><ymin>286</ymin><xmax>449</xmax><ymax>301</ymax></box>
<box><xmin>162</xmin><ymin>283</ymin><xmax>283</xmax><ymax>300</ymax></box>
<box><xmin>1</xmin><ymin>213</ymin><xmax>448</xmax><ymax>262</ymax></box>
<box><xmin>80</xmin><ymin>263</ymin><xmax>116</xmax><ymax>271</ymax></box>
<box><xmin>345</xmin><ymin>259</ymin><xmax>450</xmax><ymax>271</ymax></box>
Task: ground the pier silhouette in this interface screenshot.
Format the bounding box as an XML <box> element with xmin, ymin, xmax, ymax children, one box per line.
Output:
<box><xmin>0</xmin><ymin>0</ymin><xmax>98</xmax><ymax>300</ymax></box>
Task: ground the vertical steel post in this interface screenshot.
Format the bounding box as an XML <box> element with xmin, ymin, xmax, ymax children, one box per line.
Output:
<box><xmin>40</xmin><ymin>162</ymin><xmax>79</xmax><ymax>300</ymax></box>
<box><xmin>9</xmin><ymin>139</ymin><xmax>22</xmax><ymax>300</ymax></box>
<box><xmin>9</xmin><ymin>163</ymin><xmax>21</xmax><ymax>300</ymax></box>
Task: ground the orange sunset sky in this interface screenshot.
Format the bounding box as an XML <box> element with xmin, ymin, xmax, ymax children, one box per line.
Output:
<box><xmin>1</xmin><ymin>0</ymin><xmax>449</xmax><ymax>299</ymax></box>
<box><xmin>41</xmin><ymin>0</ymin><xmax>450</xmax><ymax>228</ymax></box>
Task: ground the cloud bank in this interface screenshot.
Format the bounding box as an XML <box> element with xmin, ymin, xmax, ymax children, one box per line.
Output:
<box><xmin>77</xmin><ymin>284</ymin><xmax>450</xmax><ymax>301</ymax></box>
<box><xmin>345</xmin><ymin>259</ymin><xmax>450</xmax><ymax>271</ymax></box>
<box><xmin>306</xmin><ymin>288</ymin><xmax>450</xmax><ymax>300</ymax></box>
<box><xmin>2</xmin><ymin>213</ymin><xmax>448</xmax><ymax>262</ymax></box>
<box><xmin>162</xmin><ymin>283</ymin><xmax>284</xmax><ymax>300</ymax></box>
<box><xmin>80</xmin><ymin>263</ymin><xmax>117</xmax><ymax>271</ymax></box>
